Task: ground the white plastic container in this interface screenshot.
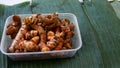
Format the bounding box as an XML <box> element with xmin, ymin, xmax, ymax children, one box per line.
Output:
<box><xmin>0</xmin><ymin>13</ymin><xmax>82</xmax><ymax>60</ymax></box>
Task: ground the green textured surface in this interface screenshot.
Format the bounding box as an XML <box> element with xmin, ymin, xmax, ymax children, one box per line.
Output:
<box><xmin>0</xmin><ymin>0</ymin><xmax>120</xmax><ymax>68</ymax></box>
<box><xmin>82</xmin><ymin>0</ymin><xmax>120</xmax><ymax>67</ymax></box>
<box><xmin>111</xmin><ymin>1</ymin><xmax>120</xmax><ymax>19</ymax></box>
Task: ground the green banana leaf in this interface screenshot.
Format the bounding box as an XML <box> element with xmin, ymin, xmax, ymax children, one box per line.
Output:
<box><xmin>0</xmin><ymin>0</ymin><xmax>120</xmax><ymax>68</ymax></box>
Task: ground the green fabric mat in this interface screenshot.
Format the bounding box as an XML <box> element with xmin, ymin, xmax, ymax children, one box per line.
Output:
<box><xmin>0</xmin><ymin>0</ymin><xmax>120</xmax><ymax>68</ymax></box>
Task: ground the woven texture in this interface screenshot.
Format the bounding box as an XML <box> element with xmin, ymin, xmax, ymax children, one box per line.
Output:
<box><xmin>0</xmin><ymin>0</ymin><xmax>120</xmax><ymax>68</ymax></box>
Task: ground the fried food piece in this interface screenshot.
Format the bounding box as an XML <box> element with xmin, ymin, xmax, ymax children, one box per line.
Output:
<box><xmin>9</xmin><ymin>24</ymin><xmax>28</xmax><ymax>53</ymax></box>
<box><xmin>54</xmin><ymin>38</ymin><xmax>64</xmax><ymax>50</ymax></box>
<box><xmin>47</xmin><ymin>31</ymin><xmax>55</xmax><ymax>40</ymax></box>
<box><xmin>6</xmin><ymin>15</ymin><xmax>21</xmax><ymax>39</ymax></box>
<box><xmin>39</xmin><ymin>42</ymin><xmax>50</xmax><ymax>52</ymax></box>
<box><xmin>24</xmin><ymin>40</ymin><xmax>36</xmax><ymax>52</ymax></box>
<box><xmin>31</xmin><ymin>36</ymin><xmax>40</xmax><ymax>44</ymax></box>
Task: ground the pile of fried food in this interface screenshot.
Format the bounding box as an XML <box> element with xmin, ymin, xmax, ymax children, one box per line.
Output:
<box><xmin>6</xmin><ymin>13</ymin><xmax>75</xmax><ymax>53</ymax></box>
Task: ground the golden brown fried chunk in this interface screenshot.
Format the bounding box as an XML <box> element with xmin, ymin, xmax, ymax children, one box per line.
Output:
<box><xmin>6</xmin><ymin>15</ymin><xmax>21</xmax><ymax>39</ymax></box>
